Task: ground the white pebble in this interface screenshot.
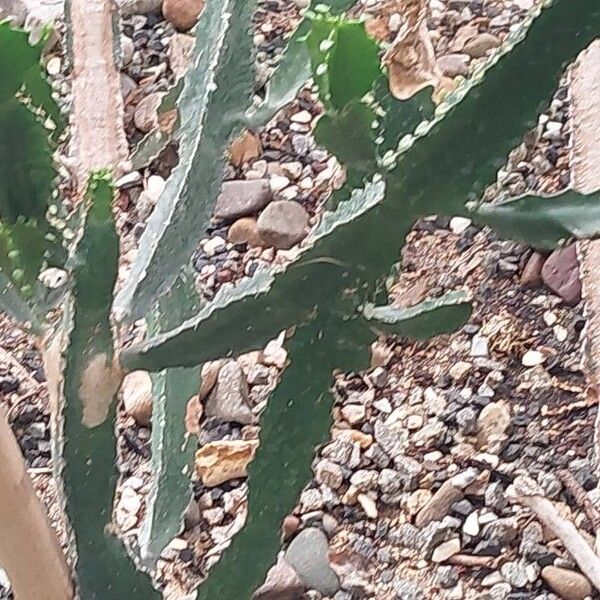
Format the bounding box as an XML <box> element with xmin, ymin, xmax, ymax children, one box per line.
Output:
<box><xmin>522</xmin><ymin>350</ymin><xmax>545</xmax><ymax>367</ymax></box>
<box><xmin>450</xmin><ymin>216</ymin><xmax>472</xmax><ymax>235</ymax></box>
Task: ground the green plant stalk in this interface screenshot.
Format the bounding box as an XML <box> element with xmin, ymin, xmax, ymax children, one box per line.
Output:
<box><xmin>197</xmin><ymin>315</ymin><xmax>372</xmax><ymax>599</ymax></box>
<box><xmin>115</xmin><ymin>0</ymin><xmax>257</xmax><ymax>321</ymax></box>
<box><xmin>53</xmin><ymin>175</ymin><xmax>157</xmax><ymax>599</ymax></box>
<box><xmin>139</xmin><ymin>273</ymin><xmax>201</xmax><ymax>565</ymax></box>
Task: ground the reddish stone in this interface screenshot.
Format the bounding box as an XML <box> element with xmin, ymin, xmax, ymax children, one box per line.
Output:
<box><xmin>541</xmin><ymin>245</ymin><xmax>582</xmax><ymax>306</ymax></box>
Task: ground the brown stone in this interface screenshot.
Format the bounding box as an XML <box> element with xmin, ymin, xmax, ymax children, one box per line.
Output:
<box><xmin>477</xmin><ymin>400</ymin><xmax>511</xmax><ymax>451</ymax></box>
<box><xmin>204</xmin><ymin>360</ymin><xmax>254</xmax><ymax>424</ymax></box>
<box><xmin>541</xmin><ymin>245</ymin><xmax>582</xmax><ymax>305</ymax></box>
<box><xmin>282</xmin><ymin>515</ymin><xmax>301</xmax><ymax>540</ymax></box>
<box><xmin>415</xmin><ymin>480</ymin><xmax>464</xmax><ymax>527</ymax></box>
<box><xmin>227</xmin><ymin>217</ymin><xmax>264</xmax><ymax>247</ymax></box>
<box><xmin>521</xmin><ymin>251</ymin><xmax>546</xmax><ymax>287</ymax></box>
<box><xmin>195</xmin><ymin>440</ymin><xmax>258</xmax><ymax>487</ymax></box>
<box><xmin>163</xmin><ymin>0</ymin><xmax>205</xmax><ymax>31</ymax></box>
<box><xmin>133</xmin><ymin>92</ymin><xmax>163</xmax><ymax>133</ymax></box>
<box><xmin>199</xmin><ymin>360</ymin><xmax>224</xmax><ymax>401</ymax></box>
<box><xmin>437</xmin><ymin>53</ymin><xmax>470</xmax><ymax>77</ymax></box>
<box><xmin>541</xmin><ymin>566</ymin><xmax>592</xmax><ymax>600</ymax></box>
<box><xmin>168</xmin><ymin>32</ymin><xmax>195</xmax><ymax>79</ymax></box>
<box><xmin>184</xmin><ymin>395</ymin><xmax>202</xmax><ymax>436</ymax></box>
<box><xmin>122</xmin><ymin>370</ymin><xmax>153</xmax><ymax>426</ymax></box>
<box><xmin>257</xmin><ymin>200</ymin><xmax>310</xmax><ymax>250</ymax></box>
<box><xmin>331</xmin><ymin>428</ymin><xmax>373</xmax><ymax>449</ymax></box>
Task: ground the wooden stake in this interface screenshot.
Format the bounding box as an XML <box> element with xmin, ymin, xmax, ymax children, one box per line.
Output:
<box><xmin>0</xmin><ymin>407</ymin><xmax>73</xmax><ymax>599</ymax></box>
<box><xmin>571</xmin><ymin>42</ymin><xmax>600</xmax><ymax>479</ymax></box>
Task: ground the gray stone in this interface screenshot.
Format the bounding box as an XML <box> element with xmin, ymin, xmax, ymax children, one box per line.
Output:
<box><xmin>500</xmin><ymin>561</ymin><xmax>529</xmax><ymax>589</ymax></box>
<box><xmin>394</xmin><ymin>455</ymin><xmax>422</xmax><ymax>491</ymax></box>
<box><xmin>214</xmin><ymin>179</ymin><xmax>273</xmax><ymax>221</ymax></box>
<box><xmin>456</xmin><ymin>406</ymin><xmax>478</xmax><ymax>434</ymax></box>
<box><xmin>482</xmin><ymin>518</ymin><xmax>519</xmax><ymax>545</ymax></box>
<box><xmin>378</xmin><ymin>468</ymin><xmax>402</xmax><ymax>495</ymax></box>
<box><xmin>257</xmin><ymin>200</ymin><xmax>310</xmax><ymax>250</ymax></box>
<box><xmin>374</xmin><ymin>419</ymin><xmax>407</xmax><ymax>460</ymax></box>
<box><xmin>350</xmin><ymin>469</ymin><xmax>378</xmax><ymax>491</ymax></box>
<box><xmin>432</xmin><ymin>537</ymin><xmax>461</xmax><ymax>563</ymax></box>
<box><xmin>538</xmin><ymin>472</ymin><xmax>563</xmax><ymax>499</ymax></box>
<box><xmin>314</xmin><ymin>459</ymin><xmax>344</xmax><ymax>489</ymax></box>
<box><xmin>204</xmin><ymin>360</ymin><xmax>255</xmax><ymax>424</ymax></box>
<box><xmin>253</xmin><ymin>557</ymin><xmax>305</xmax><ymax>600</ymax></box>
<box><xmin>487</xmin><ymin>583</ymin><xmax>512</xmax><ymax>600</ymax></box>
<box><xmin>435</xmin><ymin>566</ymin><xmax>459</xmax><ymax>589</ymax></box>
<box><xmin>484</xmin><ymin>481</ymin><xmax>507</xmax><ymax>512</ymax></box>
<box><xmin>438</xmin><ymin>53</ymin><xmax>470</xmax><ymax>77</ymax></box>
<box><xmin>393</xmin><ymin>577</ymin><xmax>424</xmax><ymax>600</ymax></box>
<box><xmin>285</xmin><ymin>528</ymin><xmax>340</xmax><ymax>596</ymax></box>
<box><xmin>463</xmin><ymin>33</ymin><xmax>501</xmax><ymax>58</ymax></box>
<box><xmin>134</xmin><ymin>92</ymin><xmax>164</xmax><ymax>133</ymax></box>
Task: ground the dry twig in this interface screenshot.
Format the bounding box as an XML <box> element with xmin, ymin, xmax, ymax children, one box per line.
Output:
<box><xmin>507</xmin><ymin>476</ymin><xmax>600</xmax><ymax>592</ymax></box>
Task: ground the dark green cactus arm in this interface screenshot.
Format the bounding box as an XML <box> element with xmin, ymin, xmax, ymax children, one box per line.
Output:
<box><xmin>246</xmin><ymin>0</ymin><xmax>357</xmax><ymax>129</ymax></box>
<box><xmin>375</xmin><ymin>80</ymin><xmax>434</xmax><ymax>157</ymax></box>
<box><xmin>55</xmin><ymin>173</ymin><xmax>157</xmax><ymax>599</ymax></box>
<box><xmin>0</xmin><ymin>270</ymin><xmax>41</xmax><ymax>331</ymax></box>
<box><xmin>0</xmin><ymin>25</ymin><xmax>65</xmax><ymax>309</ymax></box>
<box><xmin>386</xmin><ymin>0</ymin><xmax>600</xmax><ymax>217</ymax></box>
<box><xmin>139</xmin><ymin>273</ymin><xmax>200</xmax><ymax>565</ymax></box>
<box><xmin>0</xmin><ymin>21</ymin><xmax>40</xmax><ymax>103</ymax></box>
<box><xmin>246</xmin><ymin>18</ymin><xmax>313</xmax><ymax>129</ymax></box>
<box><xmin>126</xmin><ymin>0</ymin><xmax>600</xmax><ymax>375</ymax></box>
<box><xmin>120</xmin><ymin>179</ymin><xmax>388</xmax><ymax>373</ymax></box>
<box><xmin>0</xmin><ymin>92</ymin><xmax>55</xmax><ymax>225</ymax></box>
<box><xmin>120</xmin><ymin>266</ymin><xmax>316</xmax><ymax>372</ymax></box>
<box><xmin>198</xmin><ymin>316</ymin><xmax>372</xmax><ymax>600</ymax></box>
<box><xmin>361</xmin><ymin>291</ymin><xmax>472</xmax><ymax>339</ymax></box>
<box><xmin>471</xmin><ymin>189</ymin><xmax>600</xmax><ymax>249</ymax></box>
<box><xmin>115</xmin><ymin>0</ymin><xmax>257</xmax><ymax>322</ymax></box>
<box><xmin>314</xmin><ymin>99</ymin><xmax>377</xmax><ymax>175</ymax></box>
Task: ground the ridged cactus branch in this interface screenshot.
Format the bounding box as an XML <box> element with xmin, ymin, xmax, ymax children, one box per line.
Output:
<box><xmin>0</xmin><ymin>22</ymin><xmax>63</xmax><ymax>309</ymax></box>
<box><xmin>198</xmin><ymin>316</ymin><xmax>372</xmax><ymax>599</ymax></box>
<box><xmin>362</xmin><ymin>291</ymin><xmax>472</xmax><ymax>339</ymax></box>
<box><xmin>386</xmin><ymin>0</ymin><xmax>600</xmax><ymax>217</ymax></box>
<box><xmin>50</xmin><ymin>174</ymin><xmax>156</xmax><ymax>599</ymax></box>
<box><xmin>246</xmin><ymin>0</ymin><xmax>356</xmax><ymax>129</ymax></box>
<box><xmin>0</xmin><ymin>272</ymin><xmax>41</xmax><ymax>332</ymax></box>
<box><xmin>139</xmin><ymin>273</ymin><xmax>201</xmax><ymax>565</ymax></box>
<box><xmin>472</xmin><ymin>189</ymin><xmax>600</xmax><ymax>248</ymax></box>
<box><xmin>115</xmin><ymin>0</ymin><xmax>258</xmax><ymax>322</ymax></box>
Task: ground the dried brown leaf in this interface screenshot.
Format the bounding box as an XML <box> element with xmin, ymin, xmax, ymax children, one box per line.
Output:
<box><xmin>383</xmin><ymin>0</ymin><xmax>441</xmax><ymax>100</ymax></box>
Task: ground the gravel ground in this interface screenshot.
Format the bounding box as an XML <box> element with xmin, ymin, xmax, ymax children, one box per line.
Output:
<box><xmin>1</xmin><ymin>1</ymin><xmax>598</xmax><ymax>599</ymax></box>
